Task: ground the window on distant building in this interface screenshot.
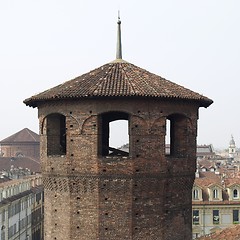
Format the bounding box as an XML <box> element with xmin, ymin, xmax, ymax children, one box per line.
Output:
<box><xmin>193</xmin><ymin>210</ymin><xmax>200</xmax><ymax>225</ymax></box>
<box><xmin>233</xmin><ymin>189</ymin><xmax>238</xmax><ymax>199</ymax></box>
<box><xmin>193</xmin><ymin>189</ymin><xmax>199</xmax><ymax>200</ymax></box>
<box><xmin>213</xmin><ymin>189</ymin><xmax>218</xmax><ymax>199</ymax></box>
<box><xmin>233</xmin><ymin>210</ymin><xmax>239</xmax><ymax>223</ymax></box>
<box><xmin>213</xmin><ymin>210</ymin><xmax>220</xmax><ymax>224</ymax></box>
<box><xmin>192</xmin><ymin>233</ymin><xmax>200</xmax><ymax>239</ymax></box>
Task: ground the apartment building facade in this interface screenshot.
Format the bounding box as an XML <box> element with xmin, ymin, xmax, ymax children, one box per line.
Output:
<box><xmin>192</xmin><ymin>171</ymin><xmax>240</xmax><ymax>239</ymax></box>
<box><xmin>0</xmin><ymin>175</ymin><xmax>43</xmax><ymax>240</ymax></box>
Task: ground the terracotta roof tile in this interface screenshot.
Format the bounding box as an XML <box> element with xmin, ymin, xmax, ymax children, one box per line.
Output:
<box><xmin>193</xmin><ymin>173</ymin><xmax>240</xmax><ymax>205</ymax></box>
<box><xmin>197</xmin><ymin>224</ymin><xmax>240</xmax><ymax>240</ymax></box>
<box><xmin>225</xmin><ymin>178</ymin><xmax>240</xmax><ymax>187</ymax></box>
<box><xmin>0</xmin><ymin>157</ymin><xmax>40</xmax><ymax>173</ymax></box>
<box><xmin>0</xmin><ymin>128</ymin><xmax>39</xmax><ymax>143</ymax></box>
<box><xmin>24</xmin><ymin>61</ymin><xmax>213</xmax><ymax>108</ymax></box>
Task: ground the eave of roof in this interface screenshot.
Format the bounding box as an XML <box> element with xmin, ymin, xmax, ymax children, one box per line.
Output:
<box><xmin>24</xmin><ymin>61</ymin><xmax>213</xmax><ymax>108</ymax></box>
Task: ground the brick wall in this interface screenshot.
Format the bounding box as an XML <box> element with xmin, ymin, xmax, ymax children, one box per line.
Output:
<box><xmin>39</xmin><ymin>98</ymin><xmax>199</xmax><ymax>240</ymax></box>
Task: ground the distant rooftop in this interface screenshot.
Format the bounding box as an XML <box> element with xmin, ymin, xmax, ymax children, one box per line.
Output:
<box><xmin>197</xmin><ymin>224</ymin><xmax>240</xmax><ymax>240</ymax></box>
<box><xmin>0</xmin><ymin>128</ymin><xmax>39</xmax><ymax>143</ymax></box>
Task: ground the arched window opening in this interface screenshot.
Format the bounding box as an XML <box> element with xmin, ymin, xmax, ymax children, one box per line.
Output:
<box><xmin>165</xmin><ymin>114</ymin><xmax>188</xmax><ymax>157</ymax></box>
<box><xmin>233</xmin><ymin>189</ymin><xmax>238</xmax><ymax>199</ymax></box>
<box><xmin>193</xmin><ymin>189</ymin><xmax>199</xmax><ymax>200</ymax></box>
<box><xmin>213</xmin><ymin>189</ymin><xmax>218</xmax><ymax>199</ymax></box>
<box><xmin>99</xmin><ymin>112</ymin><xmax>129</xmax><ymax>157</ymax></box>
<box><xmin>46</xmin><ymin>113</ymin><xmax>66</xmax><ymax>156</ymax></box>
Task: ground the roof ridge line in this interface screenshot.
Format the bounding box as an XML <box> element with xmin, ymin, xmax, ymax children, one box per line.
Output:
<box><xmin>26</xmin><ymin>128</ymin><xmax>38</xmax><ymax>142</ymax></box>
<box><xmin>120</xmin><ymin>63</ymin><xmax>138</xmax><ymax>95</ymax></box>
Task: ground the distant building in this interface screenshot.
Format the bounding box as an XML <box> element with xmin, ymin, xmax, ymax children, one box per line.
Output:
<box><xmin>0</xmin><ymin>128</ymin><xmax>40</xmax><ymax>174</ymax></box>
<box><xmin>229</xmin><ymin>135</ymin><xmax>237</xmax><ymax>159</ymax></box>
<box><xmin>0</xmin><ymin>157</ymin><xmax>40</xmax><ymax>176</ymax></box>
<box><xmin>0</xmin><ymin>128</ymin><xmax>39</xmax><ymax>160</ymax></box>
<box><xmin>0</xmin><ymin>175</ymin><xmax>43</xmax><ymax>240</ymax></box>
<box><xmin>197</xmin><ymin>145</ymin><xmax>216</xmax><ymax>160</ymax></box>
<box><xmin>192</xmin><ymin>171</ymin><xmax>240</xmax><ymax>239</ymax></box>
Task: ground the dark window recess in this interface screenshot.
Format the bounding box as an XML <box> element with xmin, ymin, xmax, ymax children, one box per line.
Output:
<box><xmin>46</xmin><ymin>113</ymin><xmax>66</xmax><ymax>156</ymax></box>
<box><xmin>213</xmin><ymin>210</ymin><xmax>220</xmax><ymax>224</ymax></box>
<box><xmin>233</xmin><ymin>210</ymin><xmax>239</xmax><ymax>223</ymax></box>
<box><xmin>99</xmin><ymin>111</ymin><xmax>129</xmax><ymax>157</ymax></box>
<box><xmin>192</xmin><ymin>210</ymin><xmax>199</xmax><ymax>225</ymax></box>
<box><xmin>165</xmin><ymin>114</ymin><xmax>189</xmax><ymax>157</ymax></box>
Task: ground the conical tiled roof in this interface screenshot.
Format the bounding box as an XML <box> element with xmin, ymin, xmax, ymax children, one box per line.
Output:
<box><xmin>0</xmin><ymin>128</ymin><xmax>39</xmax><ymax>143</ymax></box>
<box><xmin>24</xmin><ymin>60</ymin><xmax>213</xmax><ymax>108</ymax></box>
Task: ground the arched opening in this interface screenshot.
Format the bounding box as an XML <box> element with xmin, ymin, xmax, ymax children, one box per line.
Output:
<box><xmin>46</xmin><ymin>113</ymin><xmax>66</xmax><ymax>156</ymax></box>
<box><xmin>99</xmin><ymin>111</ymin><xmax>129</xmax><ymax>157</ymax></box>
<box><xmin>233</xmin><ymin>189</ymin><xmax>238</xmax><ymax>199</ymax></box>
<box><xmin>193</xmin><ymin>189</ymin><xmax>199</xmax><ymax>200</ymax></box>
<box><xmin>165</xmin><ymin>114</ymin><xmax>189</xmax><ymax>157</ymax></box>
<box><xmin>213</xmin><ymin>189</ymin><xmax>218</xmax><ymax>199</ymax></box>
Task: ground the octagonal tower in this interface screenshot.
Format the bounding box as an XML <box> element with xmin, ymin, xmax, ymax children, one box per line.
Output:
<box><xmin>24</xmin><ymin>17</ymin><xmax>212</xmax><ymax>240</ymax></box>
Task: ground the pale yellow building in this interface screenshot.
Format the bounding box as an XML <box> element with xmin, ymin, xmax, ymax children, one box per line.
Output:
<box><xmin>192</xmin><ymin>171</ymin><xmax>240</xmax><ymax>239</ymax></box>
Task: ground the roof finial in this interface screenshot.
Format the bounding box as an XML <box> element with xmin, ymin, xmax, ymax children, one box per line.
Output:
<box><xmin>116</xmin><ymin>11</ymin><xmax>122</xmax><ymax>59</ymax></box>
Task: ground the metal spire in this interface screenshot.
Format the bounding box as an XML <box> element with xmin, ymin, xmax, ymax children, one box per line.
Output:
<box><xmin>116</xmin><ymin>11</ymin><xmax>122</xmax><ymax>59</ymax></box>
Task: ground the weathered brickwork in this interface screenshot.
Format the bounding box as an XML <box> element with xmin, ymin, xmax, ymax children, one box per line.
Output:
<box><xmin>36</xmin><ymin>98</ymin><xmax>200</xmax><ymax>240</ymax></box>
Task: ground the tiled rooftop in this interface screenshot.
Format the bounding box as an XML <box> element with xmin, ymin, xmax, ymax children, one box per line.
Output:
<box><xmin>197</xmin><ymin>224</ymin><xmax>240</xmax><ymax>240</ymax></box>
<box><xmin>0</xmin><ymin>157</ymin><xmax>40</xmax><ymax>173</ymax></box>
<box><xmin>0</xmin><ymin>128</ymin><xmax>39</xmax><ymax>143</ymax></box>
<box><xmin>24</xmin><ymin>60</ymin><xmax>213</xmax><ymax>108</ymax></box>
<box><xmin>193</xmin><ymin>171</ymin><xmax>240</xmax><ymax>204</ymax></box>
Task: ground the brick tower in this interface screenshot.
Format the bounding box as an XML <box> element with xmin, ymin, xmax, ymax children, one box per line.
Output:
<box><xmin>24</xmin><ymin>17</ymin><xmax>213</xmax><ymax>240</ymax></box>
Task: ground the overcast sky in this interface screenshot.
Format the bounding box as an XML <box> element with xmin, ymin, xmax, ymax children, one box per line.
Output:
<box><xmin>0</xmin><ymin>1</ymin><xmax>239</xmax><ymax>149</ymax></box>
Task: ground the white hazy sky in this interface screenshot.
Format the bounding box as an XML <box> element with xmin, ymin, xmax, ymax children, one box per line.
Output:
<box><xmin>0</xmin><ymin>0</ymin><xmax>239</xmax><ymax>149</ymax></box>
